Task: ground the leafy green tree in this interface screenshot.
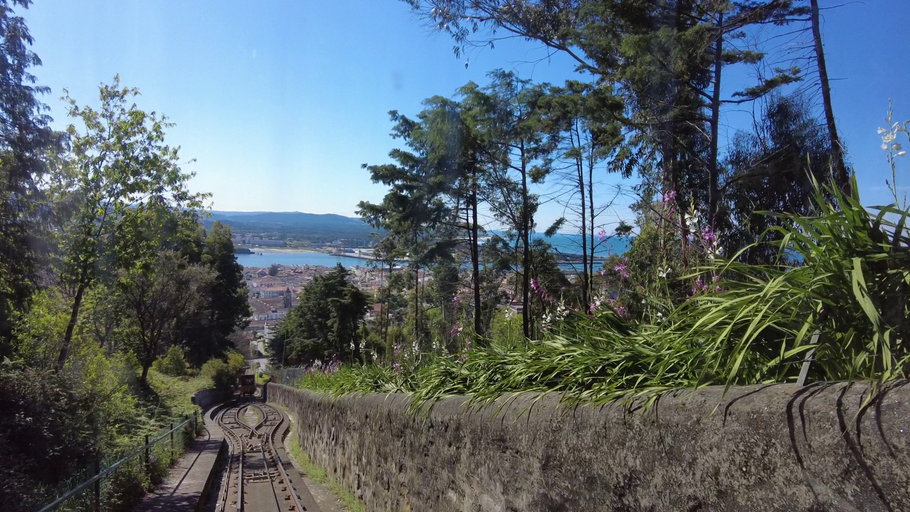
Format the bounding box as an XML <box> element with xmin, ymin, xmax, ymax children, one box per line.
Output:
<box><xmin>461</xmin><ymin>70</ymin><xmax>554</xmax><ymax>338</ymax></box>
<box><xmin>184</xmin><ymin>221</ymin><xmax>251</xmax><ymax>366</ymax></box>
<box><xmin>53</xmin><ymin>76</ymin><xmax>206</xmax><ymax>371</ymax></box>
<box><xmin>80</xmin><ymin>284</ymin><xmax>127</xmax><ymax>353</ymax></box>
<box><xmin>116</xmin><ymin>251</ymin><xmax>215</xmax><ymax>384</ymax></box>
<box><xmin>721</xmin><ymin>92</ymin><xmax>835</xmax><ymax>263</ymax></box>
<box><xmin>421</xmin><ymin>96</ymin><xmax>489</xmax><ymax>337</ymax></box>
<box><xmin>201</xmin><ymin>350</ymin><xmax>246</xmax><ymax>394</ymax></box>
<box><xmin>358</xmin><ymin>106</ymin><xmax>456</xmax><ymax>343</ymax></box>
<box><xmin>539</xmin><ymin>80</ymin><xmax>623</xmax><ymax>310</ymax></box>
<box><xmin>369</xmin><ymin>234</ymin><xmax>406</xmax><ymax>345</ymax></box>
<box><xmin>270</xmin><ymin>265</ymin><xmax>369</xmax><ymax>366</ymax></box>
<box><xmin>407</xmin><ymin>0</ymin><xmax>815</xmax><ymax>229</ymax></box>
<box><xmin>0</xmin><ymin>0</ymin><xmax>56</xmax><ymax>354</ymax></box>
<box><xmin>268</xmin><ymin>264</ymin><xmax>279</xmax><ymax>276</ymax></box>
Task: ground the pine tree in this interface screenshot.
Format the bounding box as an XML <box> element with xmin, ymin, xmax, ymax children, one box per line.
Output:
<box><xmin>0</xmin><ymin>0</ymin><xmax>56</xmax><ymax>354</ymax></box>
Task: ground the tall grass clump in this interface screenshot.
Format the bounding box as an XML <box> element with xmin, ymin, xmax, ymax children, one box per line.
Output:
<box><xmin>653</xmin><ymin>176</ymin><xmax>909</xmax><ymax>396</ymax></box>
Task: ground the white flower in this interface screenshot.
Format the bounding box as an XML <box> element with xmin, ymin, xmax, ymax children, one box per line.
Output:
<box><xmin>894</xmin><ymin>143</ymin><xmax>903</xmax><ymax>151</ymax></box>
<box><xmin>878</xmin><ymin>127</ymin><xmax>887</xmax><ymax>134</ymax></box>
<box><xmin>882</xmin><ymin>144</ymin><xmax>889</xmax><ymax>150</ymax></box>
<box><xmin>898</xmin><ymin>151</ymin><xmax>907</xmax><ymax>157</ymax></box>
<box><xmin>883</xmin><ymin>133</ymin><xmax>896</xmax><ymax>143</ymax></box>
<box><xmin>658</xmin><ymin>267</ymin><xmax>670</xmax><ymax>278</ymax></box>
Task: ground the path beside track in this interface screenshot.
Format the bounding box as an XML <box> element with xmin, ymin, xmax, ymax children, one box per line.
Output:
<box><xmin>134</xmin><ymin>406</ymin><xmax>225</xmax><ymax>512</ymax></box>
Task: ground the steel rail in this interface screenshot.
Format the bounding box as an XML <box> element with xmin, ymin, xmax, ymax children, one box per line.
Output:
<box><xmin>263</xmin><ymin>404</ymin><xmax>306</xmax><ymax>512</ymax></box>
<box><xmin>216</xmin><ymin>402</ymin><xmax>302</xmax><ymax>512</ymax></box>
<box><xmin>216</xmin><ymin>404</ymin><xmax>245</xmax><ymax>512</ymax></box>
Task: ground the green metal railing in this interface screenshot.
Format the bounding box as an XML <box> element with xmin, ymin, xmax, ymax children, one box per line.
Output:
<box><xmin>37</xmin><ymin>412</ymin><xmax>200</xmax><ymax>512</ymax></box>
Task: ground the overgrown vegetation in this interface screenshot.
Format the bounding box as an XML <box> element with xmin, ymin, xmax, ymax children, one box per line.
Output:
<box><xmin>273</xmin><ymin>1</ymin><xmax>908</xmax><ymax>412</ymax></box>
<box><xmin>292</xmin><ymin>176</ymin><xmax>909</xmax><ymax>408</ymax></box>
<box><xmin>0</xmin><ymin>2</ymin><xmax>251</xmax><ymax>509</ymax></box>
<box><xmin>1</xmin><ymin>0</ymin><xmax>905</xmax><ymax>508</ymax></box>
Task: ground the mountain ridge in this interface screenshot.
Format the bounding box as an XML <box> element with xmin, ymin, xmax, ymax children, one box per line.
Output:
<box><xmin>205</xmin><ymin>210</ymin><xmax>377</xmax><ymax>244</ymax></box>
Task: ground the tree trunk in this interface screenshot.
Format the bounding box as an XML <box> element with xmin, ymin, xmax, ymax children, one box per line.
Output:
<box><xmin>413</xmin><ymin>263</ymin><xmax>420</xmax><ymax>342</ymax></box>
<box><xmin>352</xmin><ymin>316</ymin><xmax>362</xmax><ymax>363</ymax></box>
<box><xmin>470</xmin><ymin>173</ymin><xmax>483</xmax><ymax>338</ymax></box>
<box><xmin>383</xmin><ymin>262</ymin><xmax>391</xmax><ymax>345</ymax></box>
<box><xmin>575</xmin><ymin>123</ymin><xmax>589</xmax><ymax>312</ymax></box>
<box><xmin>140</xmin><ymin>362</ymin><xmax>151</xmax><ymax>386</ymax></box>
<box><xmin>810</xmin><ymin>0</ymin><xmax>850</xmax><ymax>194</ymax></box>
<box><xmin>587</xmin><ymin>144</ymin><xmax>596</xmax><ymax>303</ymax></box>
<box><xmin>57</xmin><ymin>280</ymin><xmax>88</xmax><ymax>371</ymax></box>
<box><xmin>520</xmin><ymin>142</ymin><xmax>532</xmax><ymax>340</ymax></box>
<box><xmin>708</xmin><ymin>11</ymin><xmax>723</xmax><ymax>228</ymax></box>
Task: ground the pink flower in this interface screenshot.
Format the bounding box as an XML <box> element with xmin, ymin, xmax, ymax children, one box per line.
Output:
<box><xmin>662</xmin><ymin>189</ymin><xmax>677</xmax><ymax>215</ymax></box>
<box><xmin>530</xmin><ymin>278</ymin><xmax>551</xmax><ymax>302</ymax></box>
<box><xmin>701</xmin><ymin>226</ymin><xmax>716</xmax><ymax>248</ymax></box>
<box><xmin>614</xmin><ymin>262</ymin><xmax>630</xmax><ymax>280</ymax></box>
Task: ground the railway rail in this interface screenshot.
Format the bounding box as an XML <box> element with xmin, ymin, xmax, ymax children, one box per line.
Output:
<box><xmin>214</xmin><ymin>399</ymin><xmax>310</xmax><ymax>511</ymax></box>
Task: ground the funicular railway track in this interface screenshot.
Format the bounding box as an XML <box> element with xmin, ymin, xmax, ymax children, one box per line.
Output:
<box><xmin>214</xmin><ymin>399</ymin><xmax>310</xmax><ymax>511</ymax></box>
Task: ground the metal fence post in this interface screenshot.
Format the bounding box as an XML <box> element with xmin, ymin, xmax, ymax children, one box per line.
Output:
<box><xmin>170</xmin><ymin>423</ymin><xmax>175</xmax><ymax>459</ymax></box>
<box><xmin>797</xmin><ymin>331</ymin><xmax>821</xmax><ymax>386</ymax></box>
<box><xmin>93</xmin><ymin>458</ymin><xmax>101</xmax><ymax>512</ymax></box>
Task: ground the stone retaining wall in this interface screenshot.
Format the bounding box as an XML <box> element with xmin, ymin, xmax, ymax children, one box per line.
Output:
<box><xmin>191</xmin><ymin>389</ymin><xmax>226</xmax><ymax>411</ymax></box>
<box><xmin>266</xmin><ymin>382</ymin><xmax>910</xmax><ymax>511</ymax></box>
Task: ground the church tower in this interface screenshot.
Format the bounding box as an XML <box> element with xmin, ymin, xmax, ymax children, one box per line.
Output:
<box><xmin>284</xmin><ymin>287</ymin><xmax>293</xmax><ymax>309</ymax></box>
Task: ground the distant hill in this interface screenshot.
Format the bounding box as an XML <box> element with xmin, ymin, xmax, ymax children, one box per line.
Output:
<box><xmin>205</xmin><ymin>211</ymin><xmax>379</xmax><ymax>245</ymax></box>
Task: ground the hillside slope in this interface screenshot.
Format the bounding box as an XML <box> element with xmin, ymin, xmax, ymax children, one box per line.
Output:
<box><xmin>205</xmin><ymin>211</ymin><xmax>378</xmax><ymax>245</ymax></box>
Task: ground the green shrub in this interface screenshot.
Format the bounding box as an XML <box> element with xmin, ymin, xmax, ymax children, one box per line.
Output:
<box><xmin>201</xmin><ymin>351</ymin><xmax>246</xmax><ymax>394</ymax></box>
<box><xmin>151</xmin><ymin>345</ymin><xmax>187</xmax><ymax>377</ymax></box>
<box><xmin>105</xmin><ymin>457</ymin><xmax>150</xmax><ymax>512</ymax></box>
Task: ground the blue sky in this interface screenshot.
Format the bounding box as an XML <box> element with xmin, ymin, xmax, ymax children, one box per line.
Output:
<box><xmin>24</xmin><ymin>0</ymin><xmax>910</xmax><ymax>232</ymax></box>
